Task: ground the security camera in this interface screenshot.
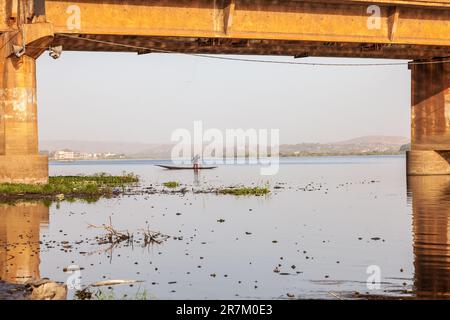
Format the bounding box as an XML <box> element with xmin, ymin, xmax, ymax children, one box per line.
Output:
<box><xmin>49</xmin><ymin>46</ymin><xmax>63</xmax><ymax>59</ymax></box>
<box><xmin>13</xmin><ymin>45</ymin><xmax>25</xmax><ymax>58</ymax></box>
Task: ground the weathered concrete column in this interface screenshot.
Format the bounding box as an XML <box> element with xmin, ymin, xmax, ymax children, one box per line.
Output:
<box><xmin>0</xmin><ymin>55</ymin><xmax>48</xmax><ymax>184</ymax></box>
<box><xmin>407</xmin><ymin>59</ymin><xmax>450</xmax><ymax>175</ymax></box>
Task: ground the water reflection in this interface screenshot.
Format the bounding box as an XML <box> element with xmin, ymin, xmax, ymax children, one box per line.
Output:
<box><xmin>408</xmin><ymin>176</ymin><xmax>450</xmax><ymax>298</ymax></box>
<box><xmin>0</xmin><ymin>202</ymin><xmax>48</xmax><ymax>284</ymax></box>
<box><xmin>1</xmin><ymin>158</ymin><xmax>450</xmax><ymax>299</ymax></box>
<box><xmin>193</xmin><ymin>170</ymin><xmax>200</xmax><ymax>186</ymax></box>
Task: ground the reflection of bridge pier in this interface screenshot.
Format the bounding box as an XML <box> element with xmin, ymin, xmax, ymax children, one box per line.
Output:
<box><xmin>408</xmin><ymin>176</ymin><xmax>450</xmax><ymax>298</ymax></box>
<box><xmin>0</xmin><ymin>202</ymin><xmax>49</xmax><ymax>284</ymax></box>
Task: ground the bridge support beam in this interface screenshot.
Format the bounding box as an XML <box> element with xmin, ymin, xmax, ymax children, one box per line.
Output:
<box><xmin>0</xmin><ymin>55</ymin><xmax>48</xmax><ymax>184</ymax></box>
<box><xmin>407</xmin><ymin>58</ymin><xmax>450</xmax><ymax>175</ymax></box>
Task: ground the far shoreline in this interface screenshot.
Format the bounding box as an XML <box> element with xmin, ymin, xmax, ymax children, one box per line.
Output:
<box><xmin>48</xmin><ymin>153</ymin><xmax>407</xmax><ymax>164</ymax></box>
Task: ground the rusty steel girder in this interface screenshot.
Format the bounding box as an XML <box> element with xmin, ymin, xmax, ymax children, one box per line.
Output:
<box><xmin>0</xmin><ymin>0</ymin><xmax>448</xmax><ymax>59</ymax></box>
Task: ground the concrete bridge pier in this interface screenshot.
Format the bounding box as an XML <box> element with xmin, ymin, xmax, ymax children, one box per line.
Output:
<box><xmin>0</xmin><ymin>54</ymin><xmax>48</xmax><ymax>184</ymax></box>
<box><xmin>407</xmin><ymin>58</ymin><xmax>450</xmax><ymax>176</ymax></box>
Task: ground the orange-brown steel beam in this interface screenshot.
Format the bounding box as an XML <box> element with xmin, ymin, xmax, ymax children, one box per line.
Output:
<box><xmin>314</xmin><ymin>0</ymin><xmax>450</xmax><ymax>8</ymax></box>
<box><xmin>42</xmin><ymin>0</ymin><xmax>449</xmax><ymax>47</ymax></box>
<box><xmin>1</xmin><ymin>1</ymin><xmax>448</xmax><ymax>50</ymax></box>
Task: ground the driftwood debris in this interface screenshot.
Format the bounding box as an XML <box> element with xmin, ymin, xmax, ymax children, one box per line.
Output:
<box><xmin>88</xmin><ymin>217</ymin><xmax>133</xmax><ymax>245</ymax></box>
<box><xmin>74</xmin><ymin>279</ymin><xmax>144</xmax><ymax>300</ymax></box>
<box><xmin>90</xmin><ymin>279</ymin><xmax>143</xmax><ymax>287</ymax></box>
<box><xmin>87</xmin><ymin>217</ymin><xmax>171</xmax><ymax>257</ymax></box>
<box><xmin>140</xmin><ymin>225</ymin><xmax>170</xmax><ymax>246</ymax></box>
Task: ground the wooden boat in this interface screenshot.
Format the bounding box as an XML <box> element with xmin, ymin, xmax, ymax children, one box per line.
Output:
<box><xmin>156</xmin><ymin>164</ymin><xmax>217</xmax><ymax>170</ymax></box>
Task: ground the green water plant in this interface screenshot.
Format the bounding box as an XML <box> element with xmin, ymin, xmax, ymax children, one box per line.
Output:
<box><xmin>0</xmin><ymin>172</ymin><xmax>139</xmax><ymax>199</ymax></box>
<box><xmin>217</xmin><ymin>185</ymin><xmax>270</xmax><ymax>196</ymax></box>
<box><xmin>163</xmin><ymin>181</ymin><xmax>180</xmax><ymax>188</ymax></box>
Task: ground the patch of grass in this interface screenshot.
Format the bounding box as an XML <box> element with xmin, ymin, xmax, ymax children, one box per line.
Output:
<box><xmin>218</xmin><ymin>185</ymin><xmax>270</xmax><ymax>196</ymax></box>
<box><xmin>134</xmin><ymin>289</ymin><xmax>148</xmax><ymax>300</ymax></box>
<box><xmin>94</xmin><ymin>290</ymin><xmax>116</xmax><ymax>300</ymax></box>
<box><xmin>163</xmin><ymin>181</ymin><xmax>179</xmax><ymax>188</ymax></box>
<box><xmin>78</xmin><ymin>288</ymin><xmax>148</xmax><ymax>300</ymax></box>
<box><xmin>0</xmin><ymin>172</ymin><xmax>139</xmax><ymax>197</ymax></box>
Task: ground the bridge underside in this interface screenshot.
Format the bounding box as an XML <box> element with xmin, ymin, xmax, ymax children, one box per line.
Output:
<box><xmin>1</xmin><ymin>0</ymin><xmax>449</xmax><ymax>59</ymax></box>
<box><xmin>43</xmin><ymin>0</ymin><xmax>450</xmax><ymax>59</ymax></box>
<box><xmin>52</xmin><ymin>35</ymin><xmax>449</xmax><ymax>60</ymax></box>
<box><xmin>0</xmin><ymin>0</ymin><xmax>449</xmax><ymax>182</ymax></box>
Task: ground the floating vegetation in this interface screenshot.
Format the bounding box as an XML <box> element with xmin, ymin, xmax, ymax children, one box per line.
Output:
<box><xmin>217</xmin><ymin>186</ymin><xmax>270</xmax><ymax>196</ymax></box>
<box><xmin>148</xmin><ymin>184</ymin><xmax>272</xmax><ymax>196</ymax></box>
<box><xmin>0</xmin><ymin>172</ymin><xmax>139</xmax><ymax>202</ymax></box>
<box><xmin>162</xmin><ymin>181</ymin><xmax>180</xmax><ymax>188</ymax></box>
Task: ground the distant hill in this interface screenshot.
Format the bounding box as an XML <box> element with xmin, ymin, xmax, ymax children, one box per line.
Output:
<box><xmin>332</xmin><ymin>136</ymin><xmax>409</xmax><ymax>146</ymax></box>
<box><xmin>279</xmin><ymin>135</ymin><xmax>409</xmax><ymax>156</ymax></box>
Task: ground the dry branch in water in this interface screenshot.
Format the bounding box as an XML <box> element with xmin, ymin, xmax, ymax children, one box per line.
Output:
<box><xmin>88</xmin><ymin>217</ymin><xmax>133</xmax><ymax>246</ymax></box>
<box><xmin>90</xmin><ymin>279</ymin><xmax>143</xmax><ymax>287</ymax></box>
<box><xmin>140</xmin><ymin>225</ymin><xmax>170</xmax><ymax>246</ymax></box>
<box><xmin>87</xmin><ymin>217</ymin><xmax>170</xmax><ymax>250</ymax></box>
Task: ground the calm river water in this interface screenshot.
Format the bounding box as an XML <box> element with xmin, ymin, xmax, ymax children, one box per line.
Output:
<box><xmin>1</xmin><ymin>155</ymin><xmax>449</xmax><ymax>299</ymax></box>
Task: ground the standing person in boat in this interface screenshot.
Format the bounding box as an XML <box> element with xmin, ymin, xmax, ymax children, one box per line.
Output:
<box><xmin>192</xmin><ymin>154</ymin><xmax>201</xmax><ymax>171</ymax></box>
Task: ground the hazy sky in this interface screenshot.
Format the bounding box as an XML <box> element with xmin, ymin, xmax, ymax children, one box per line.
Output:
<box><xmin>36</xmin><ymin>52</ymin><xmax>411</xmax><ymax>144</ymax></box>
